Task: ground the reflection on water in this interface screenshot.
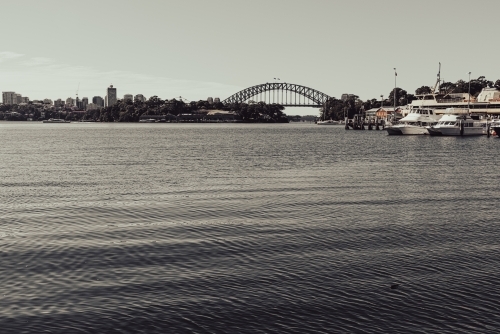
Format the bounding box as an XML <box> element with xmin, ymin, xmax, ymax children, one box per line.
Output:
<box><xmin>1</xmin><ymin>122</ymin><xmax>499</xmax><ymax>333</ymax></box>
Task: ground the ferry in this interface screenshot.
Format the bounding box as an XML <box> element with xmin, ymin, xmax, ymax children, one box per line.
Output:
<box><xmin>409</xmin><ymin>65</ymin><xmax>500</xmax><ymax>115</ymax></box>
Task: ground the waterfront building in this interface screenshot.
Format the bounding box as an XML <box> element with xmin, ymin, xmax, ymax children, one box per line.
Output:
<box><xmin>124</xmin><ymin>94</ymin><xmax>133</xmax><ymax>101</ymax></box>
<box><xmin>92</xmin><ymin>96</ymin><xmax>104</xmax><ymax>107</ymax></box>
<box><xmin>21</xmin><ymin>97</ymin><xmax>29</xmax><ymax>104</ymax></box>
<box><xmin>82</xmin><ymin>97</ymin><xmax>88</xmax><ymax>110</ymax></box>
<box><xmin>107</xmin><ymin>85</ymin><xmax>117</xmax><ymax>106</ymax></box>
<box><xmin>134</xmin><ymin>94</ymin><xmax>146</xmax><ymax>102</ymax></box>
<box><xmin>207</xmin><ymin>97</ymin><xmax>213</xmax><ymax>104</ymax></box>
<box><xmin>16</xmin><ymin>94</ymin><xmax>22</xmax><ymax>104</ymax></box>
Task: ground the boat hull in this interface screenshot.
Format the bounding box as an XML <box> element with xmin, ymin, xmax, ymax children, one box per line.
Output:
<box><xmin>427</xmin><ymin>127</ymin><xmax>443</xmax><ymax>136</ymax></box>
<box><xmin>317</xmin><ymin>121</ymin><xmax>340</xmax><ymax>125</ymax></box>
<box><xmin>439</xmin><ymin>127</ymin><xmax>484</xmax><ymax>136</ymax></box>
<box><xmin>386</xmin><ymin>127</ymin><xmax>403</xmax><ymax>135</ymax></box>
<box><xmin>493</xmin><ymin>127</ymin><xmax>500</xmax><ymax>137</ymax></box>
<box><xmin>42</xmin><ymin>120</ymin><xmax>71</xmax><ymax>123</ymax></box>
<box><xmin>399</xmin><ymin>126</ymin><xmax>430</xmax><ymax>135</ymax></box>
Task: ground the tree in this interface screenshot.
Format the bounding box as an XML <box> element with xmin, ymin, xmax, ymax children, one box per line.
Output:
<box><xmin>388</xmin><ymin>87</ymin><xmax>408</xmax><ymax>106</ymax></box>
<box><xmin>415</xmin><ymin>86</ymin><xmax>432</xmax><ymax>95</ymax></box>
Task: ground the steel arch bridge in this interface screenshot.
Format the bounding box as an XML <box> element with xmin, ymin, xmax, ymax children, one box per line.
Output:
<box><xmin>222</xmin><ymin>83</ymin><xmax>333</xmax><ymax>107</ymax></box>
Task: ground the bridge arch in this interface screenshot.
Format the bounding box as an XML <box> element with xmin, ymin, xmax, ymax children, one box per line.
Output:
<box><xmin>222</xmin><ymin>83</ymin><xmax>333</xmax><ymax>107</ymax></box>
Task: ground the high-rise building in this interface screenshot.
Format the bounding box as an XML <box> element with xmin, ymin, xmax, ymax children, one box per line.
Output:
<box><xmin>341</xmin><ymin>94</ymin><xmax>356</xmax><ymax>101</ymax></box>
<box><xmin>82</xmin><ymin>97</ymin><xmax>88</xmax><ymax>110</ymax></box>
<box><xmin>76</xmin><ymin>97</ymin><xmax>83</xmax><ymax>109</ymax></box>
<box><xmin>92</xmin><ymin>96</ymin><xmax>104</xmax><ymax>107</ymax></box>
<box><xmin>207</xmin><ymin>97</ymin><xmax>214</xmax><ymax>104</ymax></box>
<box><xmin>21</xmin><ymin>97</ymin><xmax>29</xmax><ymax>104</ymax></box>
<box><xmin>134</xmin><ymin>94</ymin><xmax>146</xmax><ymax>102</ymax></box>
<box><xmin>16</xmin><ymin>94</ymin><xmax>22</xmax><ymax>104</ymax></box>
<box><xmin>66</xmin><ymin>97</ymin><xmax>75</xmax><ymax>106</ymax></box>
<box><xmin>107</xmin><ymin>85</ymin><xmax>117</xmax><ymax>106</ymax></box>
<box><xmin>2</xmin><ymin>92</ymin><xmax>17</xmax><ymax>105</ymax></box>
<box><xmin>43</xmin><ymin>99</ymin><xmax>53</xmax><ymax>105</ymax></box>
<box><xmin>214</xmin><ymin>97</ymin><xmax>220</xmax><ymax>103</ymax></box>
<box><xmin>124</xmin><ymin>94</ymin><xmax>133</xmax><ymax>101</ymax></box>
<box><xmin>54</xmin><ymin>99</ymin><xmax>64</xmax><ymax>107</ymax></box>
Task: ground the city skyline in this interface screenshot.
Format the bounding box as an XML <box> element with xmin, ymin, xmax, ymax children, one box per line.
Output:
<box><xmin>1</xmin><ymin>0</ymin><xmax>500</xmax><ymax>115</ymax></box>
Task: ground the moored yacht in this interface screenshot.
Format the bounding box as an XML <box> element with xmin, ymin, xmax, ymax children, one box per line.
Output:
<box><xmin>317</xmin><ymin>119</ymin><xmax>340</xmax><ymax>125</ymax></box>
<box><xmin>386</xmin><ymin>108</ymin><xmax>441</xmax><ymax>135</ymax></box>
<box><xmin>427</xmin><ymin>110</ymin><xmax>485</xmax><ymax>136</ymax></box>
<box><xmin>42</xmin><ymin>118</ymin><xmax>71</xmax><ymax>123</ymax></box>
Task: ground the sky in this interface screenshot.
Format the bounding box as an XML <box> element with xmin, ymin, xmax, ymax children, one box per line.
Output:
<box><xmin>1</xmin><ymin>0</ymin><xmax>499</xmax><ymax>115</ymax></box>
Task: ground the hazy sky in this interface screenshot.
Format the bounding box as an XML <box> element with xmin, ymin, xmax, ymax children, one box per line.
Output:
<box><xmin>1</xmin><ymin>0</ymin><xmax>499</xmax><ymax>115</ymax></box>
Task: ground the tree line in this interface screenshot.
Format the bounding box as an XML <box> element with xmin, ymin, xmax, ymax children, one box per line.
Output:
<box><xmin>2</xmin><ymin>76</ymin><xmax>500</xmax><ymax>122</ymax></box>
<box><xmin>0</xmin><ymin>97</ymin><xmax>289</xmax><ymax>123</ymax></box>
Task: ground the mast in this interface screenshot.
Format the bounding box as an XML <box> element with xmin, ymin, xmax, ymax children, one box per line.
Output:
<box><xmin>393</xmin><ymin>68</ymin><xmax>397</xmax><ymax>114</ymax></box>
<box><xmin>433</xmin><ymin>62</ymin><xmax>441</xmax><ymax>94</ymax></box>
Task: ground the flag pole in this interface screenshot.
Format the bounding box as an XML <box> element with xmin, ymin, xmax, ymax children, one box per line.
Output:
<box><xmin>393</xmin><ymin>68</ymin><xmax>397</xmax><ymax>113</ymax></box>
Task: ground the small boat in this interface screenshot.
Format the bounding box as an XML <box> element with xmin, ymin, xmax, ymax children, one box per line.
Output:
<box><xmin>42</xmin><ymin>118</ymin><xmax>71</xmax><ymax>123</ymax></box>
<box><xmin>488</xmin><ymin>119</ymin><xmax>500</xmax><ymax>136</ymax></box>
<box><xmin>139</xmin><ymin>119</ymin><xmax>156</xmax><ymax>123</ymax></box>
<box><xmin>492</xmin><ymin>126</ymin><xmax>500</xmax><ymax>137</ymax></box>
<box><xmin>317</xmin><ymin>119</ymin><xmax>340</xmax><ymax>125</ymax></box>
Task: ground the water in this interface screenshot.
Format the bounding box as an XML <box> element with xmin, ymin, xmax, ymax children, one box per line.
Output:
<box><xmin>1</xmin><ymin>122</ymin><xmax>499</xmax><ymax>333</ymax></box>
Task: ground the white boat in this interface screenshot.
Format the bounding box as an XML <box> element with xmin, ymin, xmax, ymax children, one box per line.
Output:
<box><xmin>427</xmin><ymin>110</ymin><xmax>485</xmax><ymax>136</ymax></box>
<box><xmin>317</xmin><ymin>120</ymin><xmax>340</xmax><ymax>125</ymax></box>
<box><xmin>386</xmin><ymin>108</ymin><xmax>441</xmax><ymax>135</ymax></box>
<box><xmin>139</xmin><ymin>119</ymin><xmax>156</xmax><ymax>123</ymax></box>
<box><xmin>42</xmin><ymin>118</ymin><xmax>71</xmax><ymax>123</ymax></box>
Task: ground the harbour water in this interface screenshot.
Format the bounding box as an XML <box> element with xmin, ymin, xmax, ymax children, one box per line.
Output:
<box><xmin>1</xmin><ymin>122</ymin><xmax>499</xmax><ymax>333</ymax></box>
